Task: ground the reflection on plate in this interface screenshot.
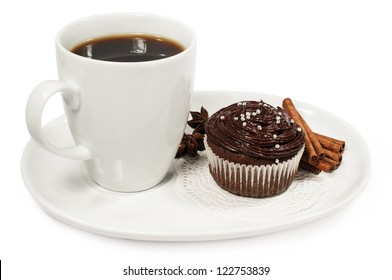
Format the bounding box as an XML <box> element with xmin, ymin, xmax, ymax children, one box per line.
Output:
<box><xmin>21</xmin><ymin>91</ymin><xmax>370</xmax><ymax>241</ymax></box>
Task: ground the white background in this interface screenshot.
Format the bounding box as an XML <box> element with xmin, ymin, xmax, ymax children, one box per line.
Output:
<box><xmin>1</xmin><ymin>0</ymin><xmax>391</xmax><ymax>279</ymax></box>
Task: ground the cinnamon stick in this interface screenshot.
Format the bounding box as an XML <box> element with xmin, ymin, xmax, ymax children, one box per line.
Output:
<box><xmin>323</xmin><ymin>149</ymin><xmax>342</xmax><ymax>163</ymax></box>
<box><xmin>299</xmin><ymin>160</ymin><xmax>322</xmax><ymax>174</ymax></box>
<box><xmin>282</xmin><ymin>98</ymin><xmax>325</xmax><ymax>165</ymax></box>
<box><xmin>322</xmin><ymin>157</ymin><xmax>340</xmax><ymax>170</ymax></box>
<box><xmin>316</xmin><ymin>160</ymin><xmax>333</xmax><ymax>172</ymax></box>
<box><xmin>315</xmin><ymin>133</ymin><xmax>345</xmax><ymax>154</ymax></box>
<box><xmin>300</xmin><ymin>157</ymin><xmax>339</xmax><ymax>174</ymax></box>
<box><xmin>282</xmin><ymin>98</ymin><xmax>346</xmax><ymax>174</ymax></box>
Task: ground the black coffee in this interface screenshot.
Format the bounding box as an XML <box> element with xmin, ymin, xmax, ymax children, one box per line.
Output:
<box><xmin>71</xmin><ymin>34</ymin><xmax>185</xmax><ymax>62</ymax></box>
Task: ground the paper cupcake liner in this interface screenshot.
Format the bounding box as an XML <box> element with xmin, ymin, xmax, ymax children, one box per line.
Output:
<box><xmin>205</xmin><ymin>139</ymin><xmax>305</xmax><ymax>198</ymax></box>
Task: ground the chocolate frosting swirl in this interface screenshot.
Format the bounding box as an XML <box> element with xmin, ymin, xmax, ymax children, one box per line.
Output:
<box><xmin>205</xmin><ymin>100</ymin><xmax>305</xmax><ymax>161</ymax></box>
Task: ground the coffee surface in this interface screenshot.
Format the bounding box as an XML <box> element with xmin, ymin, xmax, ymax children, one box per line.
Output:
<box><xmin>71</xmin><ymin>34</ymin><xmax>184</xmax><ymax>62</ymax></box>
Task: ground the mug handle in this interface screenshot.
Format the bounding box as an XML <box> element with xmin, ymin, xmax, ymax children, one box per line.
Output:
<box><xmin>26</xmin><ymin>80</ymin><xmax>93</xmax><ymax>160</ymax></box>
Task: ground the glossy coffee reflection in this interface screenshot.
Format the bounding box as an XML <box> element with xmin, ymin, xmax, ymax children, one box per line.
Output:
<box><xmin>71</xmin><ymin>34</ymin><xmax>185</xmax><ymax>62</ymax></box>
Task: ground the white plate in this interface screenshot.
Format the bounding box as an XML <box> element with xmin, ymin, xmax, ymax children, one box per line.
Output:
<box><xmin>20</xmin><ymin>91</ymin><xmax>371</xmax><ymax>241</ymax></box>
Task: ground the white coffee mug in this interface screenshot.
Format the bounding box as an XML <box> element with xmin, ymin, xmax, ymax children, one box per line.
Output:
<box><xmin>26</xmin><ymin>13</ymin><xmax>196</xmax><ymax>192</ymax></box>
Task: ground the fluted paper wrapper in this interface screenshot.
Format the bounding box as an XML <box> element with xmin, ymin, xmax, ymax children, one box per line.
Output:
<box><xmin>205</xmin><ymin>140</ymin><xmax>305</xmax><ymax>198</ymax></box>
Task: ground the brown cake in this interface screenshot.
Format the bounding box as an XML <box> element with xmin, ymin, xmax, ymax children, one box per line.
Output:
<box><xmin>204</xmin><ymin>100</ymin><xmax>305</xmax><ymax>198</ymax></box>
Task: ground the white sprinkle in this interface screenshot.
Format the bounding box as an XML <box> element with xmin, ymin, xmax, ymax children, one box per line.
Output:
<box><xmin>297</xmin><ymin>127</ymin><xmax>302</xmax><ymax>132</ymax></box>
<box><xmin>237</xmin><ymin>102</ymin><xmax>242</xmax><ymax>106</ymax></box>
<box><xmin>276</xmin><ymin>120</ymin><xmax>281</xmax><ymax>124</ymax></box>
<box><xmin>276</xmin><ymin>116</ymin><xmax>281</xmax><ymax>120</ymax></box>
<box><xmin>242</xmin><ymin>122</ymin><xmax>247</xmax><ymax>127</ymax></box>
<box><xmin>242</xmin><ymin>102</ymin><xmax>247</xmax><ymax>106</ymax></box>
<box><xmin>240</xmin><ymin>113</ymin><xmax>245</xmax><ymax>117</ymax></box>
<box><xmin>273</xmin><ymin>134</ymin><xmax>277</xmax><ymax>139</ymax></box>
<box><xmin>246</xmin><ymin>115</ymin><xmax>251</xmax><ymax>120</ymax></box>
<box><xmin>275</xmin><ymin>144</ymin><xmax>280</xmax><ymax>148</ymax></box>
<box><xmin>257</xmin><ymin>125</ymin><xmax>262</xmax><ymax>130</ymax></box>
<box><xmin>220</xmin><ymin>115</ymin><xmax>225</xmax><ymax>120</ymax></box>
<box><xmin>241</xmin><ymin>117</ymin><xmax>246</xmax><ymax>122</ymax></box>
<box><xmin>246</xmin><ymin>112</ymin><xmax>251</xmax><ymax>116</ymax></box>
<box><xmin>278</xmin><ymin>111</ymin><xmax>282</xmax><ymax>116</ymax></box>
<box><xmin>290</xmin><ymin>119</ymin><xmax>295</xmax><ymax>123</ymax></box>
<box><xmin>256</xmin><ymin>109</ymin><xmax>261</xmax><ymax>114</ymax></box>
<box><xmin>252</xmin><ymin>112</ymin><xmax>257</xmax><ymax>116</ymax></box>
<box><xmin>234</xmin><ymin>116</ymin><xmax>239</xmax><ymax>121</ymax></box>
<box><xmin>275</xmin><ymin>159</ymin><xmax>280</xmax><ymax>164</ymax></box>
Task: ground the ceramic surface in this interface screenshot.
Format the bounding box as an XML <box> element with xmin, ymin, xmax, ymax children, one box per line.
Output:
<box><xmin>21</xmin><ymin>91</ymin><xmax>371</xmax><ymax>241</ymax></box>
<box><xmin>25</xmin><ymin>13</ymin><xmax>197</xmax><ymax>192</ymax></box>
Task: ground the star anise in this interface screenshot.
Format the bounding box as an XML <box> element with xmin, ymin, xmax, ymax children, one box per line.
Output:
<box><xmin>176</xmin><ymin>131</ymin><xmax>205</xmax><ymax>158</ymax></box>
<box><xmin>176</xmin><ymin>107</ymin><xmax>209</xmax><ymax>158</ymax></box>
<box><xmin>187</xmin><ymin>106</ymin><xmax>209</xmax><ymax>134</ymax></box>
<box><xmin>193</xmin><ymin>131</ymin><xmax>205</xmax><ymax>151</ymax></box>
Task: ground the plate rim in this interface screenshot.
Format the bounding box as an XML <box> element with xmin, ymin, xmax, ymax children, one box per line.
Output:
<box><xmin>20</xmin><ymin>90</ymin><xmax>372</xmax><ymax>241</ymax></box>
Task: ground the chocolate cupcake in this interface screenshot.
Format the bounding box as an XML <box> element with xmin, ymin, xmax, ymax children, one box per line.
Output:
<box><xmin>204</xmin><ymin>100</ymin><xmax>305</xmax><ymax>198</ymax></box>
